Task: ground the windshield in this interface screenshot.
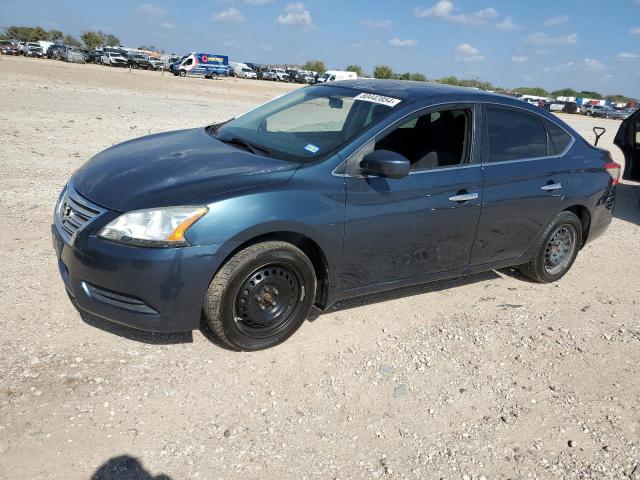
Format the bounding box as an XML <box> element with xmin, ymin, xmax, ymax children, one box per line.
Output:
<box><xmin>215</xmin><ymin>85</ymin><xmax>400</xmax><ymax>162</ymax></box>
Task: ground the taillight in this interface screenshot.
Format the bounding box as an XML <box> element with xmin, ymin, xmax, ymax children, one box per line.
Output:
<box><xmin>604</xmin><ymin>162</ymin><xmax>621</xmax><ymax>185</ymax></box>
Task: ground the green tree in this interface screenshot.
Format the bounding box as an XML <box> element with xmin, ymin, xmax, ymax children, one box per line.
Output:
<box><xmin>397</xmin><ymin>72</ymin><xmax>411</xmax><ymax>80</ymax></box>
<box><xmin>551</xmin><ymin>88</ymin><xmax>579</xmax><ymax>98</ymax></box>
<box><xmin>438</xmin><ymin>76</ymin><xmax>459</xmax><ymax>85</ymax></box>
<box><xmin>103</xmin><ymin>33</ymin><xmax>120</xmax><ymax>46</ymax></box>
<box><xmin>63</xmin><ymin>34</ymin><xmax>82</xmax><ymax>48</ymax></box>
<box><xmin>409</xmin><ymin>73</ymin><xmax>427</xmax><ymax>82</ymax></box>
<box><xmin>81</xmin><ymin>31</ymin><xmax>103</xmax><ymax>50</ymax></box>
<box><xmin>47</xmin><ymin>29</ymin><xmax>64</xmax><ymax>42</ymax></box>
<box><xmin>373</xmin><ymin>64</ymin><xmax>394</xmax><ymax>79</ymax></box>
<box><xmin>514</xmin><ymin>86</ymin><xmax>548</xmax><ymax>97</ymax></box>
<box><xmin>302</xmin><ymin>60</ymin><xmax>326</xmax><ymax>74</ymax></box>
<box><xmin>579</xmin><ymin>90</ymin><xmax>602</xmax><ymax>99</ymax></box>
<box><xmin>2</xmin><ymin>25</ymin><xmax>47</xmax><ymax>41</ymax></box>
<box><xmin>345</xmin><ymin>64</ymin><xmax>364</xmax><ymax>77</ymax></box>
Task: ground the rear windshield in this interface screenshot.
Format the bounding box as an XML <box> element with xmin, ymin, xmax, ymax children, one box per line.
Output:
<box><xmin>214</xmin><ymin>85</ymin><xmax>402</xmax><ymax>162</ymax></box>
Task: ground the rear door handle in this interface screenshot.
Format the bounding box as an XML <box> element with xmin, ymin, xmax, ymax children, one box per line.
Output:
<box><xmin>541</xmin><ymin>183</ymin><xmax>562</xmax><ymax>191</ymax></box>
<box><xmin>448</xmin><ymin>192</ymin><xmax>479</xmax><ymax>202</ymax></box>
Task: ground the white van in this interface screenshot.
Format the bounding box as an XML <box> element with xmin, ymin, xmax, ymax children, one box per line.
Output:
<box><xmin>317</xmin><ymin>70</ymin><xmax>357</xmax><ymax>83</ymax></box>
<box><xmin>230</xmin><ymin>62</ymin><xmax>257</xmax><ymax>79</ymax></box>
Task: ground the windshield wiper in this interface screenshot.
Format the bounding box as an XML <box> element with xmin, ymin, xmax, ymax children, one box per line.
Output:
<box><xmin>217</xmin><ymin>136</ymin><xmax>271</xmax><ymax>156</ymax></box>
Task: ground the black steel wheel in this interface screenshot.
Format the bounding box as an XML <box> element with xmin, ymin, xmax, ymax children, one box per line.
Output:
<box><xmin>519</xmin><ymin>211</ymin><xmax>582</xmax><ymax>283</ymax></box>
<box><xmin>203</xmin><ymin>241</ymin><xmax>316</xmax><ymax>351</ymax></box>
<box><xmin>543</xmin><ymin>224</ymin><xmax>577</xmax><ymax>275</ymax></box>
<box><xmin>233</xmin><ymin>263</ymin><xmax>303</xmax><ymax>338</ymax></box>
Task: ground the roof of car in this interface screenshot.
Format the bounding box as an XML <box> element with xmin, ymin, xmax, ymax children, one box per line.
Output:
<box><xmin>323</xmin><ymin>79</ymin><xmax>506</xmax><ymax>102</ymax></box>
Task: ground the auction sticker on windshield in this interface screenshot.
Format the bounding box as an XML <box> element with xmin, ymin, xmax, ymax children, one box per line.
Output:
<box><xmin>354</xmin><ymin>93</ymin><xmax>401</xmax><ymax>107</ymax></box>
<box><xmin>304</xmin><ymin>144</ymin><xmax>320</xmax><ymax>154</ymax></box>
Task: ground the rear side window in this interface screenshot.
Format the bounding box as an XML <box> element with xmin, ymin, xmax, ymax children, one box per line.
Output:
<box><xmin>545</xmin><ymin>120</ymin><xmax>572</xmax><ymax>154</ymax></box>
<box><xmin>486</xmin><ymin>107</ymin><xmax>548</xmax><ymax>162</ymax></box>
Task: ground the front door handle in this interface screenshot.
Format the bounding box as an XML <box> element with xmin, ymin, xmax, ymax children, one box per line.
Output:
<box><xmin>448</xmin><ymin>192</ymin><xmax>479</xmax><ymax>202</ymax></box>
<box><xmin>541</xmin><ymin>183</ymin><xmax>562</xmax><ymax>191</ymax></box>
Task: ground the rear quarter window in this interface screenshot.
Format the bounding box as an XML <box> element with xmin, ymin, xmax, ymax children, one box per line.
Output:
<box><xmin>545</xmin><ymin>120</ymin><xmax>572</xmax><ymax>154</ymax></box>
<box><xmin>486</xmin><ymin>107</ymin><xmax>548</xmax><ymax>162</ymax></box>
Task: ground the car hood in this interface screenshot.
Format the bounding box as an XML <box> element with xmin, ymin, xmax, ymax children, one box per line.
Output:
<box><xmin>72</xmin><ymin>127</ymin><xmax>300</xmax><ymax>212</ymax></box>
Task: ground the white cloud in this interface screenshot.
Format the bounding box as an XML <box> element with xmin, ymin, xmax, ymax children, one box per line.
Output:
<box><xmin>222</xmin><ymin>39</ymin><xmax>238</xmax><ymax>47</ymax></box>
<box><xmin>361</xmin><ymin>19</ymin><xmax>392</xmax><ymax>28</ymax></box>
<box><xmin>510</xmin><ymin>55</ymin><xmax>528</xmax><ymax>63</ymax></box>
<box><xmin>583</xmin><ymin>58</ymin><xmax>605</xmax><ymax>71</ymax></box>
<box><xmin>244</xmin><ymin>0</ymin><xmax>273</xmax><ymax>4</ymax></box>
<box><xmin>389</xmin><ymin>38</ymin><xmax>418</xmax><ymax>47</ymax></box>
<box><xmin>415</xmin><ymin>0</ymin><xmax>498</xmax><ymax>26</ymax></box>
<box><xmin>496</xmin><ymin>16</ymin><xmax>523</xmax><ymax>31</ymax></box>
<box><xmin>136</xmin><ymin>3</ymin><xmax>166</xmax><ymax>17</ymax></box>
<box><xmin>617</xmin><ymin>52</ymin><xmax>638</xmax><ymax>59</ymax></box>
<box><xmin>212</xmin><ymin>7</ymin><xmax>246</xmax><ymax>22</ymax></box>
<box><xmin>541</xmin><ymin>15</ymin><xmax>568</xmax><ymax>27</ymax></box>
<box><xmin>543</xmin><ymin>61</ymin><xmax>574</xmax><ymax>72</ymax></box>
<box><xmin>159</xmin><ymin>21</ymin><xmax>175</xmax><ymax>29</ymax></box>
<box><xmin>631</xmin><ymin>27</ymin><xmax>640</xmax><ymax>35</ymax></box>
<box><xmin>526</xmin><ymin>32</ymin><xmax>578</xmax><ymax>45</ymax></box>
<box><xmin>277</xmin><ymin>3</ymin><xmax>313</xmax><ymax>25</ymax></box>
<box><xmin>455</xmin><ymin>43</ymin><xmax>484</xmax><ymax>62</ymax></box>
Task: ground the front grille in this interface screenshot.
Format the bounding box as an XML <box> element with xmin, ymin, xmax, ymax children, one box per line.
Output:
<box><xmin>55</xmin><ymin>187</ymin><xmax>105</xmax><ymax>244</ymax></box>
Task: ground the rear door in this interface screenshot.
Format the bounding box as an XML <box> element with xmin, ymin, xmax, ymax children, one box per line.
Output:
<box><xmin>469</xmin><ymin>105</ymin><xmax>571</xmax><ymax>266</ymax></box>
<box><xmin>341</xmin><ymin>104</ymin><xmax>483</xmax><ymax>290</ymax></box>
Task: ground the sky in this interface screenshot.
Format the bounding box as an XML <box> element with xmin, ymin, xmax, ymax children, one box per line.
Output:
<box><xmin>1</xmin><ymin>0</ymin><xmax>640</xmax><ymax>97</ymax></box>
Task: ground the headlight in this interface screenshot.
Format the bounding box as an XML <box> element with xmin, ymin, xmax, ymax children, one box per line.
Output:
<box><xmin>98</xmin><ymin>206</ymin><xmax>208</xmax><ymax>247</ymax></box>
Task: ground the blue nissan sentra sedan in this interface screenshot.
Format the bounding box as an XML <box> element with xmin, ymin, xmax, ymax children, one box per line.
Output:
<box><xmin>53</xmin><ymin>80</ymin><xmax>619</xmax><ymax>350</ymax></box>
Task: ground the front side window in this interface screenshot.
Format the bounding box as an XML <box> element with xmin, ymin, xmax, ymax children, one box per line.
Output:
<box><xmin>486</xmin><ymin>107</ymin><xmax>548</xmax><ymax>162</ymax></box>
<box><xmin>215</xmin><ymin>86</ymin><xmax>399</xmax><ymax>162</ymax></box>
<box><xmin>375</xmin><ymin>108</ymin><xmax>471</xmax><ymax>171</ymax></box>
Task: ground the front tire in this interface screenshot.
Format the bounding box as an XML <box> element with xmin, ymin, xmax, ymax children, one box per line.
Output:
<box><xmin>519</xmin><ymin>211</ymin><xmax>582</xmax><ymax>283</ymax></box>
<box><xmin>203</xmin><ymin>241</ymin><xmax>316</xmax><ymax>351</ymax></box>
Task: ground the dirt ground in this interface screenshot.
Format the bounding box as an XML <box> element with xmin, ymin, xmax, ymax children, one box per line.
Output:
<box><xmin>0</xmin><ymin>55</ymin><xmax>639</xmax><ymax>480</ymax></box>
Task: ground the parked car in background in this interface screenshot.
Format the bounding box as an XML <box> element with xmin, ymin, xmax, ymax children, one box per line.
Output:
<box><xmin>294</xmin><ymin>70</ymin><xmax>315</xmax><ymax>84</ymax></box>
<box><xmin>86</xmin><ymin>50</ymin><xmax>102</xmax><ymax>64</ymax></box>
<box><xmin>237</xmin><ymin>67</ymin><xmax>257</xmax><ymax>79</ymax></box>
<box><xmin>0</xmin><ymin>40</ymin><xmax>19</xmax><ymax>55</ymax></box>
<box><xmin>253</xmin><ymin>66</ymin><xmax>270</xmax><ymax>80</ymax></box>
<box><xmin>46</xmin><ymin>44</ymin><xmax>65</xmax><ymax>59</ymax></box>
<box><xmin>128</xmin><ymin>53</ymin><xmax>153</xmax><ymax>70</ymax></box>
<box><xmin>263</xmin><ymin>68</ymin><xmax>290</xmax><ymax>82</ymax></box>
<box><xmin>149</xmin><ymin>57</ymin><xmax>164</xmax><ymax>70</ymax></box>
<box><xmin>594</xmin><ymin>107</ymin><xmax>632</xmax><ymax>120</ymax></box>
<box><xmin>101</xmin><ymin>51</ymin><xmax>128</xmax><ymax>67</ymax></box>
<box><xmin>61</xmin><ymin>47</ymin><xmax>86</xmax><ymax>63</ymax></box>
<box><xmin>582</xmin><ymin>104</ymin><xmax>605</xmax><ymax>116</ymax></box>
<box><xmin>53</xmin><ymin>80</ymin><xmax>618</xmax><ymax>351</ymax></box>
<box><xmin>25</xmin><ymin>43</ymin><xmax>44</xmax><ymax>57</ymax></box>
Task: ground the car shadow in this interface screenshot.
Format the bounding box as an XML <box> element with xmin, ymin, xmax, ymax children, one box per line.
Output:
<box><xmin>614</xmin><ymin>182</ymin><xmax>640</xmax><ymax>226</ymax></box>
<box><xmin>79</xmin><ymin>311</ymin><xmax>193</xmax><ymax>345</ymax></box>
<box><xmin>90</xmin><ymin>455</ymin><xmax>172</xmax><ymax>480</ymax></box>
<box><xmin>309</xmin><ymin>269</ymin><xmax>501</xmax><ymax>318</ymax></box>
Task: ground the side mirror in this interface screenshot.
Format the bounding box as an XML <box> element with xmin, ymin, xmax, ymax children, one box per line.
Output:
<box><xmin>360</xmin><ymin>150</ymin><xmax>410</xmax><ymax>179</ymax></box>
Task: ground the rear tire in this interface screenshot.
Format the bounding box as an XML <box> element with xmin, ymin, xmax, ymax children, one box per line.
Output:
<box><xmin>519</xmin><ymin>211</ymin><xmax>582</xmax><ymax>283</ymax></box>
<box><xmin>203</xmin><ymin>241</ymin><xmax>316</xmax><ymax>351</ymax></box>
<box><xmin>179</xmin><ymin>69</ymin><xmax>186</xmax><ymax>77</ymax></box>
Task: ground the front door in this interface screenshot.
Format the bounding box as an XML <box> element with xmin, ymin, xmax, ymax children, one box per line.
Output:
<box><xmin>469</xmin><ymin>105</ymin><xmax>570</xmax><ymax>266</ymax></box>
<box><xmin>341</xmin><ymin>105</ymin><xmax>482</xmax><ymax>290</ymax></box>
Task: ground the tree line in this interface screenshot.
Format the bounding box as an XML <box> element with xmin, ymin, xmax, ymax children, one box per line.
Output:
<box><xmin>301</xmin><ymin>59</ymin><xmax>635</xmax><ymax>103</ymax></box>
<box><xmin>0</xmin><ymin>25</ymin><xmax>121</xmax><ymax>51</ymax></box>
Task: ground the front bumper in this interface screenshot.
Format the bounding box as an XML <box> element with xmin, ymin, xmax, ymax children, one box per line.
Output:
<box><xmin>52</xmin><ymin>218</ymin><xmax>230</xmax><ymax>332</ymax></box>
